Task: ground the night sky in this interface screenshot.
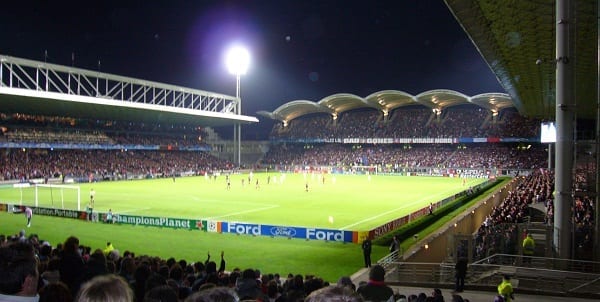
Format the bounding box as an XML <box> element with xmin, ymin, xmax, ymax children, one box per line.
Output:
<box><xmin>0</xmin><ymin>0</ymin><xmax>504</xmax><ymax>139</ymax></box>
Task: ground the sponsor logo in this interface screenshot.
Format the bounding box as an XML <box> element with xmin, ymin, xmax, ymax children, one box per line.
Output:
<box><xmin>228</xmin><ymin>223</ymin><xmax>261</xmax><ymax>235</ymax></box>
<box><xmin>307</xmin><ymin>228</ymin><xmax>344</xmax><ymax>241</ymax></box>
<box><xmin>116</xmin><ymin>215</ymin><xmax>192</xmax><ymax>229</ymax></box>
<box><xmin>33</xmin><ymin>207</ymin><xmax>80</xmax><ymax>219</ymax></box>
<box><xmin>270</xmin><ymin>226</ymin><xmax>297</xmax><ymax>237</ymax></box>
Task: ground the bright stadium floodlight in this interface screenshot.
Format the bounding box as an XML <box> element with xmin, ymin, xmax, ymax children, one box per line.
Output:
<box><xmin>225</xmin><ymin>45</ymin><xmax>250</xmax><ymax>168</ymax></box>
<box><xmin>225</xmin><ymin>46</ymin><xmax>250</xmax><ymax>76</ymax></box>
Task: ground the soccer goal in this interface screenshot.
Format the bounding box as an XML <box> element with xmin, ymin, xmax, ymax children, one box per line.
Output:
<box><xmin>34</xmin><ymin>184</ymin><xmax>81</xmax><ymax>210</ymax></box>
<box><xmin>351</xmin><ymin>165</ymin><xmax>378</xmax><ymax>175</ymax></box>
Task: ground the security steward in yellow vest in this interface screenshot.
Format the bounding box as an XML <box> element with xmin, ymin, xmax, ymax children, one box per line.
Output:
<box><xmin>498</xmin><ymin>274</ymin><xmax>515</xmax><ymax>302</ymax></box>
<box><xmin>522</xmin><ymin>233</ymin><xmax>535</xmax><ymax>264</ymax></box>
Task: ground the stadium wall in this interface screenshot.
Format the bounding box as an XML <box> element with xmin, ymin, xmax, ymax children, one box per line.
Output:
<box><xmin>402</xmin><ymin>179</ymin><xmax>519</xmax><ymax>263</ymax></box>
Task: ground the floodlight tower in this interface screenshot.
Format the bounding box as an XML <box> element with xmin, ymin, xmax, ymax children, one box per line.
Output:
<box><xmin>225</xmin><ymin>46</ymin><xmax>250</xmax><ymax>168</ymax></box>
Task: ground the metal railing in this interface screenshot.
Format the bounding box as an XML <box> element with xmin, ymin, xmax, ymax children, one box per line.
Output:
<box><xmin>381</xmin><ymin>254</ymin><xmax>600</xmax><ymax>297</ymax></box>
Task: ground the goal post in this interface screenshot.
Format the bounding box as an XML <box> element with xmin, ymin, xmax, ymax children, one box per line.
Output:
<box><xmin>34</xmin><ymin>184</ymin><xmax>81</xmax><ymax>210</ymax></box>
<box><xmin>351</xmin><ymin>165</ymin><xmax>378</xmax><ymax>175</ymax></box>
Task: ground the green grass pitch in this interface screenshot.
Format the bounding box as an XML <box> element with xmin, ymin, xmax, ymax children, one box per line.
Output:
<box><xmin>0</xmin><ymin>173</ymin><xmax>485</xmax><ymax>281</ymax></box>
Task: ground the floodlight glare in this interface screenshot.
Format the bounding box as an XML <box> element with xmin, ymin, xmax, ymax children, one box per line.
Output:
<box><xmin>225</xmin><ymin>46</ymin><xmax>250</xmax><ymax>75</ymax></box>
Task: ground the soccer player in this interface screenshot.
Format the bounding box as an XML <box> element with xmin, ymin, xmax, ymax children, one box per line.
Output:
<box><xmin>90</xmin><ymin>188</ymin><xmax>96</xmax><ymax>207</ymax></box>
<box><xmin>24</xmin><ymin>206</ymin><xmax>33</xmax><ymax>227</ymax></box>
<box><xmin>255</xmin><ymin>179</ymin><xmax>260</xmax><ymax>189</ymax></box>
<box><xmin>305</xmin><ymin>182</ymin><xmax>309</xmax><ymax>192</ymax></box>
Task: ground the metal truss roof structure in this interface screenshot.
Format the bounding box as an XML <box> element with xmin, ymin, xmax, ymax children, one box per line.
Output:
<box><xmin>0</xmin><ymin>55</ymin><xmax>258</xmax><ymax>127</ymax></box>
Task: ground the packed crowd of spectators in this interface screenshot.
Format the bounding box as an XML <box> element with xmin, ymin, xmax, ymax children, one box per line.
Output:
<box><xmin>0</xmin><ymin>149</ymin><xmax>232</xmax><ymax>181</ymax></box>
<box><xmin>543</xmin><ymin>194</ymin><xmax>595</xmax><ymax>249</ymax></box>
<box><xmin>0</xmin><ymin>113</ymin><xmax>207</xmax><ymax>147</ymax></box>
<box><xmin>270</xmin><ymin>115</ymin><xmax>334</xmax><ymax>139</ymax></box>
<box><xmin>473</xmin><ymin>168</ymin><xmax>596</xmax><ymax>260</ymax></box>
<box><xmin>473</xmin><ymin>169</ymin><xmax>555</xmax><ymax>260</ymax></box>
<box><xmin>379</xmin><ymin>107</ymin><xmax>431</xmax><ymax>138</ymax></box>
<box><xmin>0</xmin><ymin>234</ymin><xmax>464</xmax><ymax>302</ymax></box>
<box><xmin>269</xmin><ymin>106</ymin><xmax>542</xmax><ymax>140</ymax></box>
<box><xmin>443</xmin><ymin>145</ymin><xmax>547</xmax><ymax>170</ymax></box>
<box><xmin>484</xmin><ymin>110</ymin><xmax>540</xmax><ymax>138</ymax></box>
<box><xmin>262</xmin><ymin>143</ymin><xmax>547</xmax><ymax>171</ymax></box>
<box><xmin>426</xmin><ymin>107</ymin><xmax>489</xmax><ymax>138</ymax></box>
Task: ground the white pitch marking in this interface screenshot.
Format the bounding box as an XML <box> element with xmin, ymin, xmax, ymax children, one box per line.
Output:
<box><xmin>118</xmin><ymin>207</ymin><xmax>152</xmax><ymax>214</ymax></box>
<box><xmin>339</xmin><ymin>187</ymin><xmax>464</xmax><ymax>230</ymax></box>
<box><xmin>206</xmin><ymin>205</ymin><xmax>279</xmax><ymax>220</ymax></box>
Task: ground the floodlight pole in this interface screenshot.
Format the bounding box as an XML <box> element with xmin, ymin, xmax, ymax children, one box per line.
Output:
<box><xmin>236</xmin><ymin>73</ymin><xmax>242</xmax><ymax>168</ymax></box>
<box><xmin>226</xmin><ymin>45</ymin><xmax>248</xmax><ymax>169</ymax></box>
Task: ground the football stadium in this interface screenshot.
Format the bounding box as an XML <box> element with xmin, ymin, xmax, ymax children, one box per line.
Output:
<box><xmin>1</xmin><ymin>2</ymin><xmax>599</xmax><ymax>302</ymax></box>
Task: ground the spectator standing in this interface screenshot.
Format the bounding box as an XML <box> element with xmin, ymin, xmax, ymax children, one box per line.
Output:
<box><xmin>454</xmin><ymin>257</ymin><xmax>467</xmax><ymax>292</ymax></box>
<box><xmin>389</xmin><ymin>235</ymin><xmax>399</xmax><ymax>254</ymax></box>
<box><xmin>361</xmin><ymin>238</ymin><xmax>372</xmax><ymax>268</ymax></box>
<box><xmin>356</xmin><ymin>265</ymin><xmax>394</xmax><ymax>302</ymax></box>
